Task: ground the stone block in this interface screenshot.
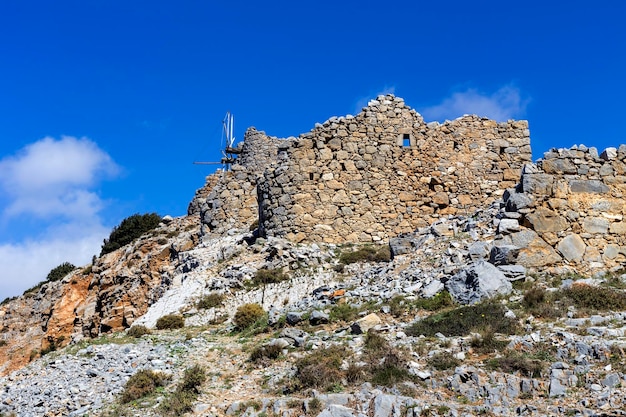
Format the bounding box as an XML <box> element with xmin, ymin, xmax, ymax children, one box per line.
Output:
<box><xmin>522</xmin><ymin>174</ymin><xmax>554</xmax><ymax>195</ymax></box>
<box><xmin>524</xmin><ymin>207</ymin><xmax>568</xmax><ymax>233</ymax></box>
<box><xmin>583</xmin><ymin>217</ymin><xmax>609</xmax><ymax>234</ymax></box>
<box><xmin>557</xmin><ymin>234</ymin><xmax>586</xmax><ymax>262</ymax></box>
<box><xmin>569</xmin><ymin>180</ymin><xmax>609</xmax><ymax>194</ymax></box>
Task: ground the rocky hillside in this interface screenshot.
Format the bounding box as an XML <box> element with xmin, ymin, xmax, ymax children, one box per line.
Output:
<box><xmin>0</xmin><ymin>96</ymin><xmax>625</xmax><ymax>416</ymax></box>
<box><xmin>0</xmin><ymin>199</ymin><xmax>625</xmax><ymax>416</ymax></box>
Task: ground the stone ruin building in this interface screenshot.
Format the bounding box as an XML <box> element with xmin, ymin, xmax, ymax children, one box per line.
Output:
<box><xmin>189</xmin><ymin>94</ymin><xmax>626</xmax><ymax>274</ymax></box>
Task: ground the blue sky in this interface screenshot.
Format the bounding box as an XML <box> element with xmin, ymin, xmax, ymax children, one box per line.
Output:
<box><xmin>0</xmin><ymin>0</ymin><xmax>625</xmax><ymax>299</ymax></box>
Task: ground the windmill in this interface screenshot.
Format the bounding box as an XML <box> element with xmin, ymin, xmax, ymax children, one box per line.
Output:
<box><xmin>193</xmin><ymin>112</ymin><xmax>241</xmax><ymax>169</ymax></box>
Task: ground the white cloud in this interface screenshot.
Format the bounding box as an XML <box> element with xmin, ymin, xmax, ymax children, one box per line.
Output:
<box><xmin>0</xmin><ymin>136</ymin><xmax>120</xmax><ymax>300</ymax></box>
<box><xmin>354</xmin><ymin>86</ymin><xmax>397</xmax><ymax>114</ymax></box>
<box><xmin>0</xmin><ymin>136</ymin><xmax>119</xmax><ymax>219</ymax></box>
<box><xmin>420</xmin><ymin>85</ymin><xmax>529</xmax><ymax>122</ymax></box>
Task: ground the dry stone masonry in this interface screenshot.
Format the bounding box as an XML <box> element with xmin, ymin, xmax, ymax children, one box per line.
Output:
<box><xmin>501</xmin><ymin>144</ymin><xmax>626</xmax><ymax>273</ymax></box>
<box><xmin>259</xmin><ymin>95</ymin><xmax>531</xmax><ymax>243</ymax></box>
<box><xmin>191</xmin><ymin>94</ymin><xmax>626</xmax><ymax>274</ymax></box>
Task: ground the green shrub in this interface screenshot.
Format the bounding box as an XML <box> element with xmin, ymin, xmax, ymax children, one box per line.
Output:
<box><xmin>250</xmin><ymin>268</ymin><xmax>289</xmax><ymax>287</ymax></box>
<box><xmin>233</xmin><ymin>303</ymin><xmax>266</xmax><ymax>331</ymax></box>
<box><xmin>339</xmin><ymin>245</ymin><xmax>391</xmax><ymax>265</ymax></box>
<box><xmin>427</xmin><ymin>352</ymin><xmax>460</xmax><ymax>371</ymax></box>
<box><xmin>559</xmin><ymin>284</ymin><xmax>626</xmax><ymax>311</ymax></box>
<box><xmin>101</xmin><ymin>213</ymin><xmax>161</xmax><ymax>256</ymax></box>
<box><xmin>121</xmin><ymin>369</ymin><xmax>168</xmax><ymax>403</ymax></box>
<box><xmin>414</xmin><ymin>291</ymin><xmax>454</xmax><ymax>311</ymax></box>
<box><xmin>469</xmin><ymin>328</ymin><xmax>508</xmax><ymax>354</ymax></box>
<box><xmin>250</xmin><ymin>344</ymin><xmax>283</xmax><ymax>364</ymax></box>
<box><xmin>521</xmin><ymin>286</ymin><xmax>563</xmax><ymax>319</ymax></box>
<box><xmin>485</xmin><ymin>354</ymin><xmax>544</xmax><ymax>377</ymax></box>
<box><xmin>159</xmin><ymin>390</ymin><xmax>196</xmax><ymax>416</ymax></box>
<box><xmin>178</xmin><ymin>364</ymin><xmax>206</xmax><ymax>394</ymax></box>
<box><xmin>46</xmin><ymin>262</ymin><xmax>76</xmax><ymax>282</ymax></box>
<box><xmin>127</xmin><ymin>325</ymin><xmax>151</xmax><ymax>338</ymax></box>
<box><xmin>329</xmin><ymin>303</ymin><xmax>360</xmax><ymax>323</ymax></box>
<box><xmin>295</xmin><ymin>345</ymin><xmax>347</xmax><ymax>391</ymax></box>
<box><xmin>159</xmin><ymin>365</ymin><xmax>206</xmax><ymax>416</ymax></box>
<box><xmin>156</xmin><ymin>314</ymin><xmax>185</xmax><ymax>330</ymax></box>
<box><xmin>405</xmin><ymin>301</ymin><xmax>520</xmax><ymax>338</ymax></box>
<box><xmin>197</xmin><ymin>293</ymin><xmax>225</xmax><ymax>310</ymax></box>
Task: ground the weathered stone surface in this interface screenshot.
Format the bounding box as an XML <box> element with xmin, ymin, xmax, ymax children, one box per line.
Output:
<box><xmin>583</xmin><ymin>217</ymin><xmax>610</xmax><ymax>234</ymax></box>
<box><xmin>524</xmin><ymin>207</ymin><xmax>568</xmax><ymax>233</ymax></box>
<box><xmin>522</xmin><ymin>174</ymin><xmax>554</xmax><ymax>195</ymax></box>
<box><xmin>557</xmin><ymin>234</ymin><xmax>586</xmax><ymax>262</ymax></box>
<box><xmin>569</xmin><ymin>180</ymin><xmax>609</xmax><ymax>193</ymax></box>
<box><xmin>508</xmin><ymin>230</ymin><xmax>562</xmax><ymax>267</ymax></box>
<box><xmin>350</xmin><ymin>313</ymin><xmax>382</xmax><ymax>334</ymax></box>
<box><xmin>445</xmin><ymin>261</ymin><xmax>512</xmax><ymax>304</ymax></box>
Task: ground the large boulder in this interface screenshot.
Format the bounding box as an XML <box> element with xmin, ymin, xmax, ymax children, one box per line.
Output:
<box><xmin>445</xmin><ymin>261</ymin><xmax>512</xmax><ymax>304</ymax></box>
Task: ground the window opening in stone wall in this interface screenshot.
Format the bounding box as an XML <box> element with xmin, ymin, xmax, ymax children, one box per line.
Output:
<box><xmin>403</xmin><ymin>133</ymin><xmax>411</xmax><ymax>147</ymax></box>
<box><xmin>309</xmin><ymin>173</ymin><xmax>314</xmax><ymax>181</ymax></box>
<box><xmin>341</xmin><ymin>163</ymin><xmax>346</xmax><ymax>171</ymax></box>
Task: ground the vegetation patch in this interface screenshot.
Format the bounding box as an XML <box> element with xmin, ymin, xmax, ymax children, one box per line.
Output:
<box><xmin>426</xmin><ymin>352</ymin><xmax>460</xmax><ymax>371</ymax></box>
<box><xmin>249</xmin><ymin>268</ymin><xmax>289</xmax><ymax>287</ymax></box>
<box><xmin>250</xmin><ymin>343</ymin><xmax>283</xmax><ymax>365</ymax></box>
<box><xmin>120</xmin><ymin>369</ymin><xmax>169</xmax><ymax>403</ymax></box>
<box><xmin>101</xmin><ymin>212</ymin><xmax>161</xmax><ymax>256</ymax></box>
<box><xmin>46</xmin><ymin>262</ymin><xmax>77</xmax><ymax>282</ymax></box>
<box><xmin>339</xmin><ymin>245</ymin><xmax>391</xmax><ymax>265</ymax></box>
<box><xmin>521</xmin><ymin>286</ymin><xmax>564</xmax><ymax>319</ymax></box>
<box><xmin>485</xmin><ymin>353</ymin><xmax>544</xmax><ymax>377</ymax></box>
<box><xmin>294</xmin><ymin>345</ymin><xmax>348</xmax><ymax>391</ymax></box>
<box><xmin>197</xmin><ymin>292</ymin><xmax>225</xmax><ymax>310</ymax></box>
<box><xmin>156</xmin><ymin>314</ymin><xmax>185</xmax><ymax>330</ymax></box>
<box><xmin>233</xmin><ymin>303</ymin><xmax>267</xmax><ymax>331</ymax></box>
<box><xmin>159</xmin><ymin>365</ymin><xmax>206</xmax><ymax>416</ymax></box>
<box><xmin>405</xmin><ymin>301</ymin><xmax>520</xmax><ymax>338</ymax></box>
<box><xmin>469</xmin><ymin>328</ymin><xmax>508</xmax><ymax>354</ymax></box>
<box><xmin>559</xmin><ymin>283</ymin><xmax>626</xmax><ymax>311</ymax></box>
<box><xmin>127</xmin><ymin>325</ymin><xmax>152</xmax><ymax>338</ymax></box>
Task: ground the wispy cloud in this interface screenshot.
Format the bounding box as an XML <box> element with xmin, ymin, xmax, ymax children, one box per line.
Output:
<box><xmin>0</xmin><ymin>136</ymin><xmax>120</xmax><ymax>300</ymax></box>
<box><xmin>354</xmin><ymin>86</ymin><xmax>396</xmax><ymax>114</ymax></box>
<box><xmin>420</xmin><ymin>85</ymin><xmax>530</xmax><ymax>122</ymax></box>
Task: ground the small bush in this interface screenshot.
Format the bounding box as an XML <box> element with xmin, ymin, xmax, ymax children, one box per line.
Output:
<box><xmin>485</xmin><ymin>354</ymin><xmax>544</xmax><ymax>377</ymax></box>
<box><xmin>469</xmin><ymin>328</ymin><xmax>508</xmax><ymax>354</ymax></box>
<box><xmin>121</xmin><ymin>370</ymin><xmax>168</xmax><ymax>403</ymax></box>
<box><xmin>178</xmin><ymin>364</ymin><xmax>206</xmax><ymax>394</ymax></box>
<box><xmin>101</xmin><ymin>213</ymin><xmax>161</xmax><ymax>256</ymax></box>
<box><xmin>521</xmin><ymin>286</ymin><xmax>563</xmax><ymax>319</ymax></box>
<box><xmin>158</xmin><ymin>365</ymin><xmax>206</xmax><ymax>416</ymax></box>
<box><xmin>427</xmin><ymin>352</ymin><xmax>460</xmax><ymax>371</ymax></box>
<box><xmin>156</xmin><ymin>314</ymin><xmax>185</xmax><ymax>330</ymax></box>
<box><xmin>250</xmin><ymin>344</ymin><xmax>283</xmax><ymax>364</ymax></box>
<box><xmin>295</xmin><ymin>345</ymin><xmax>348</xmax><ymax>391</ymax></box>
<box><xmin>233</xmin><ymin>303</ymin><xmax>266</xmax><ymax>331</ymax></box>
<box><xmin>127</xmin><ymin>325</ymin><xmax>151</xmax><ymax>338</ymax></box>
<box><xmin>197</xmin><ymin>293</ymin><xmax>225</xmax><ymax>310</ymax></box>
<box><xmin>251</xmin><ymin>268</ymin><xmax>289</xmax><ymax>287</ymax></box>
<box><xmin>339</xmin><ymin>245</ymin><xmax>391</xmax><ymax>265</ymax></box>
<box><xmin>414</xmin><ymin>291</ymin><xmax>454</xmax><ymax>311</ymax></box>
<box><xmin>46</xmin><ymin>262</ymin><xmax>76</xmax><ymax>282</ymax></box>
<box><xmin>405</xmin><ymin>301</ymin><xmax>520</xmax><ymax>338</ymax></box>
<box><xmin>329</xmin><ymin>303</ymin><xmax>360</xmax><ymax>323</ymax></box>
<box><xmin>159</xmin><ymin>390</ymin><xmax>196</xmax><ymax>416</ymax></box>
<box><xmin>559</xmin><ymin>284</ymin><xmax>626</xmax><ymax>311</ymax></box>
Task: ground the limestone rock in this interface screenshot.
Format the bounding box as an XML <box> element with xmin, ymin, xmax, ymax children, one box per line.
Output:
<box><xmin>445</xmin><ymin>261</ymin><xmax>513</xmax><ymax>304</ymax></box>
<box><xmin>557</xmin><ymin>234</ymin><xmax>586</xmax><ymax>262</ymax></box>
<box><xmin>350</xmin><ymin>313</ymin><xmax>382</xmax><ymax>334</ymax></box>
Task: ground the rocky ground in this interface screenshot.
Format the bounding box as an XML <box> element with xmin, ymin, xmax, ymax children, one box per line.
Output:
<box><xmin>1</xmin><ymin>204</ymin><xmax>625</xmax><ymax>417</ymax></box>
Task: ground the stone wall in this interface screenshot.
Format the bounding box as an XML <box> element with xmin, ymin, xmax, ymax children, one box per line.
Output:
<box><xmin>189</xmin><ymin>127</ymin><xmax>286</xmax><ymax>236</ymax></box>
<box><xmin>501</xmin><ymin>145</ymin><xmax>626</xmax><ymax>272</ymax></box>
<box><xmin>258</xmin><ymin>95</ymin><xmax>532</xmax><ymax>243</ymax></box>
